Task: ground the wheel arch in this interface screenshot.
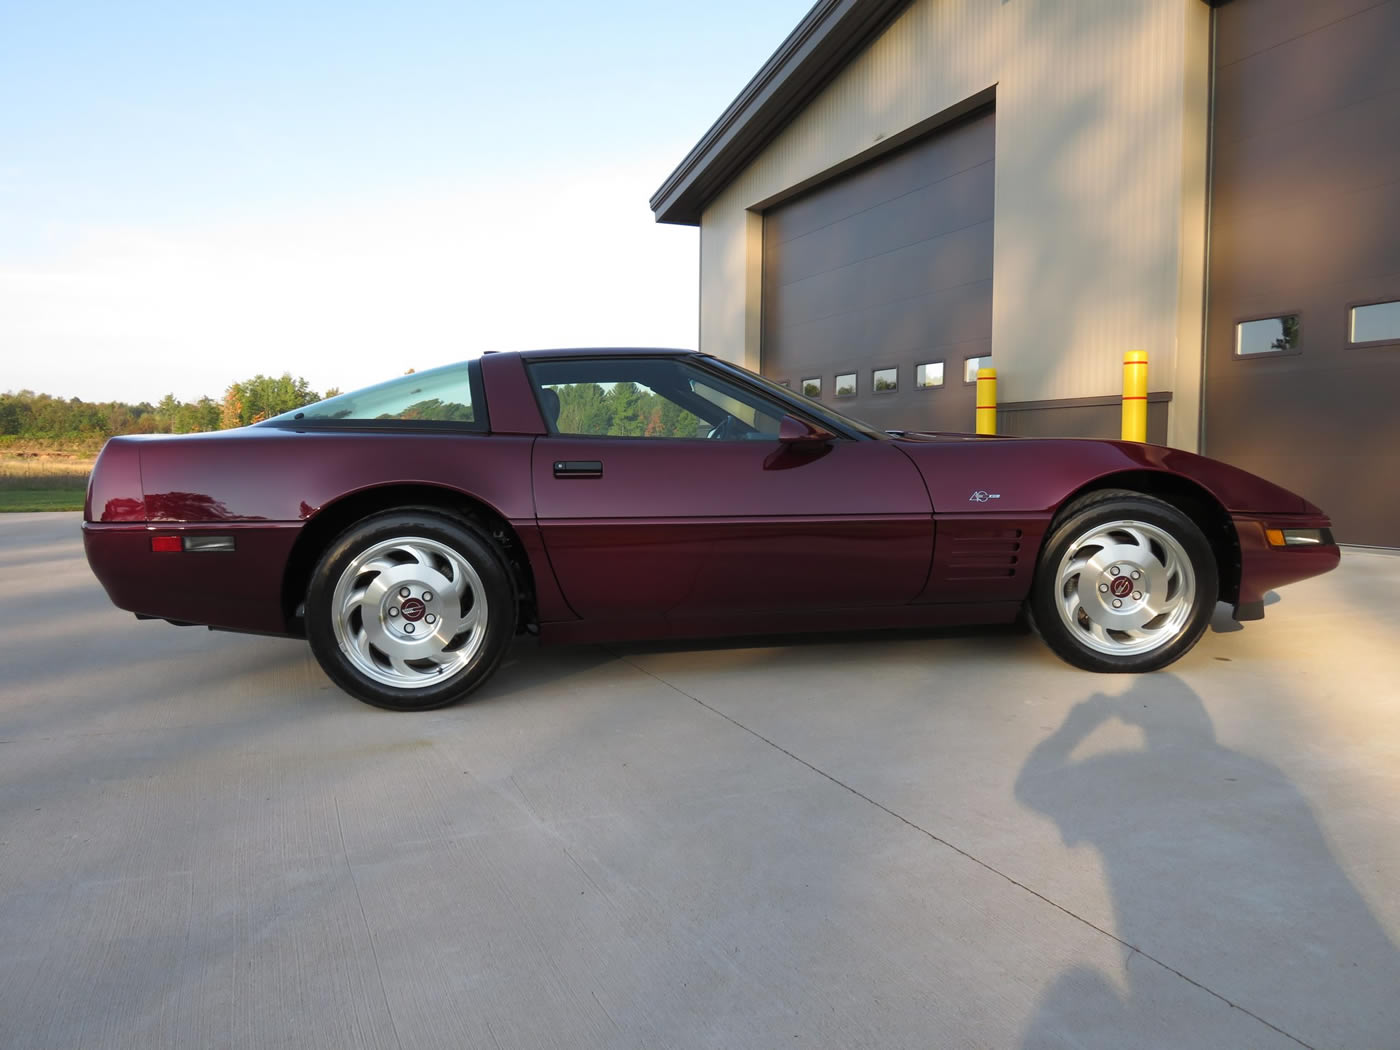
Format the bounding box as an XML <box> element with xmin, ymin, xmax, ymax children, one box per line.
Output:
<box><xmin>280</xmin><ymin>483</ymin><xmax>538</xmax><ymax>635</ymax></box>
<box><xmin>1052</xmin><ymin>470</ymin><xmax>1241</xmax><ymax>605</ymax></box>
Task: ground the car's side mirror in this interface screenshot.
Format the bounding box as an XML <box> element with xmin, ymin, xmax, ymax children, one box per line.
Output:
<box><xmin>778</xmin><ymin>415</ymin><xmax>834</xmax><ymax>445</ymax></box>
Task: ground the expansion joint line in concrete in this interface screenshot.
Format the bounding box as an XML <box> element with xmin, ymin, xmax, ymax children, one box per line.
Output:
<box><xmin>608</xmin><ymin>651</ymin><xmax>1317</xmax><ymax>1050</ymax></box>
<box><xmin>335</xmin><ymin>795</ymin><xmax>406</xmax><ymax>1050</ymax></box>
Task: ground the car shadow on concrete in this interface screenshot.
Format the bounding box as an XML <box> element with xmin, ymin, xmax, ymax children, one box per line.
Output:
<box><xmin>1208</xmin><ymin>593</ymin><xmax>1280</xmax><ymax>635</ymax></box>
<box><xmin>606</xmin><ymin>620</ymin><xmax>1031</xmax><ymax>658</ymax></box>
<box><xmin>1013</xmin><ymin>676</ymin><xmax>1400</xmax><ymax>1048</ymax></box>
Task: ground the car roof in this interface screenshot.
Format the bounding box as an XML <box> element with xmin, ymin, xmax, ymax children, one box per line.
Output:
<box><xmin>497</xmin><ymin>346</ymin><xmax>701</xmax><ymax>359</ymax></box>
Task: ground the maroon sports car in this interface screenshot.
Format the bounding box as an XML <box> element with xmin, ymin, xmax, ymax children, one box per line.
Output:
<box><xmin>83</xmin><ymin>348</ymin><xmax>1339</xmax><ymax>710</ymax></box>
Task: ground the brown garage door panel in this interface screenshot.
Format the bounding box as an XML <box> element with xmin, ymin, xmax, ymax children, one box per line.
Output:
<box><xmin>1207</xmin><ymin>358</ymin><xmax>1400</xmax><ymax>459</ymax></box>
<box><xmin>768</xmin><ymin>222</ymin><xmax>994</xmax><ymax>335</ymax></box>
<box><xmin>1210</xmin><ymin>88</ymin><xmax>1400</xmax><ymax>229</ymax></box>
<box><xmin>762</xmin><ymin>108</ymin><xmax>995</xmax><ymax>433</ymax></box>
<box><xmin>1213</xmin><ymin>0</ymin><xmax>1388</xmax><ymax>66</ymax></box>
<box><xmin>1213</xmin><ymin>2</ymin><xmax>1400</xmax><ymax>138</ymax></box>
<box><xmin>767</xmin><ymin>229</ymin><xmax>996</xmax><ymax>345</ymax></box>
<box><xmin>772</xmin><ymin>279</ymin><xmax>993</xmax><ymax>374</ymax></box>
<box><xmin>766</xmin><ymin>165</ymin><xmax>994</xmax><ymax>287</ymax></box>
<box><xmin>766</xmin><ymin>114</ymin><xmax>996</xmax><ymax>247</ymax></box>
<box><xmin>1206</xmin><ymin>0</ymin><xmax>1400</xmax><ymax>546</ymax></box>
<box><xmin>1209</xmin><ymin>182</ymin><xmax>1400</xmax><ymax>306</ymax></box>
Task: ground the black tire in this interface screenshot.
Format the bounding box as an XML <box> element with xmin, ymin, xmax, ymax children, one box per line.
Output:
<box><xmin>305</xmin><ymin>509</ymin><xmax>516</xmax><ymax>710</ymax></box>
<box><xmin>1029</xmin><ymin>489</ymin><xmax>1218</xmax><ymax>673</ymax></box>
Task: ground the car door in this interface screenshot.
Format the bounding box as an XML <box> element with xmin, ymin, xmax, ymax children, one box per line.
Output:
<box><xmin>526</xmin><ymin>354</ymin><xmax>933</xmax><ymax>624</ymax></box>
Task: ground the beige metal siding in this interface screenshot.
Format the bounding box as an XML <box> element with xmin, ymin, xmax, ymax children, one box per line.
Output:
<box><xmin>698</xmin><ymin>0</ymin><xmax>1210</xmax><ymax>445</ymax></box>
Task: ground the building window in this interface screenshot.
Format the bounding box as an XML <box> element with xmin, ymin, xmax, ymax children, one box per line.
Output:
<box><xmin>915</xmin><ymin>362</ymin><xmax>945</xmax><ymax>388</ymax></box>
<box><xmin>963</xmin><ymin>356</ymin><xmax>992</xmax><ymax>383</ymax></box>
<box><xmin>872</xmin><ymin>368</ymin><xmax>897</xmax><ymax>393</ymax></box>
<box><xmin>834</xmin><ymin>373</ymin><xmax>857</xmax><ymax>397</ymax></box>
<box><xmin>801</xmin><ymin>377</ymin><xmax>821</xmax><ymax>399</ymax></box>
<box><xmin>1350</xmin><ymin>300</ymin><xmax>1400</xmax><ymax>344</ymax></box>
<box><xmin>1236</xmin><ymin>315</ymin><xmax>1299</xmax><ymax>356</ymax></box>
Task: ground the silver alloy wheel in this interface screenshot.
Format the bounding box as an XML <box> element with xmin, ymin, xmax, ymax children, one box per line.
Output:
<box><xmin>1054</xmin><ymin>518</ymin><xmax>1196</xmax><ymax>657</ymax></box>
<box><xmin>330</xmin><ymin>535</ymin><xmax>488</xmax><ymax>689</ymax></box>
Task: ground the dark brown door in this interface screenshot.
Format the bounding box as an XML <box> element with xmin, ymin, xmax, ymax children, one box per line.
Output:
<box><xmin>1204</xmin><ymin>0</ymin><xmax>1400</xmax><ymax>545</ymax></box>
<box><xmin>761</xmin><ymin>108</ymin><xmax>994</xmax><ymax>434</ymax></box>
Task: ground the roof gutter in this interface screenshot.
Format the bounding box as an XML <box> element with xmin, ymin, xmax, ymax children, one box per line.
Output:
<box><xmin>648</xmin><ymin>0</ymin><xmax>913</xmax><ymax>226</ymax></box>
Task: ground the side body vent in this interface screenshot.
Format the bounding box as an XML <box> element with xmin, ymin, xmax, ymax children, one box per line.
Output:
<box><xmin>946</xmin><ymin>528</ymin><xmax>1022</xmax><ymax>579</ymax></box>
<box><xmin>924</xmin><ymin>514</ymin><xmax>1052</xmax><ymax>603</ymax></box>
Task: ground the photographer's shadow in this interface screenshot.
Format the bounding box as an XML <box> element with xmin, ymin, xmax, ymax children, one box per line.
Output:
<box><xmin>1014</xmin><ymin>677</ymin><xmax>1399</xmax><ymax>1048</ymax></box>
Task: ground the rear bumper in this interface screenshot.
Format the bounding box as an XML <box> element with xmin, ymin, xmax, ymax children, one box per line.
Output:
<box><xmin>1231</xmin><ymin>514</ymin><xmax>1341</xmax><ymax>620</ymax></box>
<box><xmin>82</xmin><ymin>521</ymin><xmax>302</xmax><ymax>635</ymax></box>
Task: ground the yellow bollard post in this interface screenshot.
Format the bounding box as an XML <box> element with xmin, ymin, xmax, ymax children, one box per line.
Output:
<box><xmin>975</xmin><ymin>367</ymin><xmax>997</xmax><ymax>435</ymax></box>
<box><xmin>1121</xmin><ymin>350</ymin><xmax>1148</xmax><ymax>442</ymax></box>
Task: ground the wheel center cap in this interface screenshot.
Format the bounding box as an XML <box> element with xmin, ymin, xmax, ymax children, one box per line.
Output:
<box><xmin>400</xmin><ymin>597</ymin><xmax>426</xmax><ymax>622</ymax></box>
<box><xmin>1110</xmin><ymin>576</ymin><xmax>1133</xmax><ymax>598</ymax></box>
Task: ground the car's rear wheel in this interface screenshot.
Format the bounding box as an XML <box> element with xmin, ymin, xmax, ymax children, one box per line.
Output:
<box><xmin>306</xmin><ymin>510</ymin><xmax>515</xmax><ymax>710</ymax></box>
<box><xmin>1029</xmin><ymin>490</ymin><xmax>1218</xmax><ymax>673</ymax></box>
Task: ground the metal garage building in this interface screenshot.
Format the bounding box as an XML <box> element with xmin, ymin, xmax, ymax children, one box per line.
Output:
<box><xmin>651</xmin><ymin>0</ymin><xmax>1399</xmax><ymax>546</ymax></box>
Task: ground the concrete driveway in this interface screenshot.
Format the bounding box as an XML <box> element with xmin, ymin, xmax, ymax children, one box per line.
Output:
<box><xmin>2</xmin><ymin>512</ymin><xmax>1397</xmax><ymax>1049</ymax></box>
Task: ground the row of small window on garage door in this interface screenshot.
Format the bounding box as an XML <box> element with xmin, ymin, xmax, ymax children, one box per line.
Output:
<box><xmin>777</xmin><ymin>294</ymin><xmax>1400</xmax><ymax>404</ymax></box>
<box><xmin>1235</xmin><ymin>300</ymin><xmax>1400</xmax><ymax>356</ymax></box>
<box><xmin>779</xmin><ymin>354</ymin><xmax>993</xmax><ymax>401</ymax></box>
<box><xmin>777</xmin><ymin>294</ymin><xmax>1399</xmax><ymax>406</ymax></box>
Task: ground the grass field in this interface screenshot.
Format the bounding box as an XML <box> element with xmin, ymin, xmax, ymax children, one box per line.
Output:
<box><xmin>0</xmin><ymin>489</ymin><xmax>86</xmax><ymax>512</ymax></box>
<box><xmin>0</xmin><ymin>451</ymin><xmax>92</xmax><ymax>513</ymax></box>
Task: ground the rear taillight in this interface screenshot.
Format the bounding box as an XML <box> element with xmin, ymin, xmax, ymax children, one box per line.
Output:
<box><xmin>150</xmin><ymin>534</ymin><xmax>235</xmax><ymax>553</ymax></box>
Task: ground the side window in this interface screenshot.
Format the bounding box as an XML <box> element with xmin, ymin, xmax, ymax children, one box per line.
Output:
<box><xmin>526</xmin><ymin>357</ymin><xmax>789</xmax><ymax>441</ymax></box>
<box><xmin>264</xmin><ymin>363</ymin><xmax>480</xmax><ymax>428</ymax></box>
<box><xmin>543</xmin><ymin>376</ymin><xmax>705</xmax><ymax>439</ymax></box>
<box><xmin>687</xmin><ymin>377</ymin><xmax>783</xmax><ymax>437</ymax></box>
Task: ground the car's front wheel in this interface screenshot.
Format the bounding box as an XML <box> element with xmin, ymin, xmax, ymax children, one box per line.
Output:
<box><xmin>306</xmin><ymin>510</ymin><xmax>516</xmax><ymax>710</ymax></box>
<box><xmin>1029</xmin><ymin>490</ymin><xmax>1218</xmax><ymax>673</ymax></box>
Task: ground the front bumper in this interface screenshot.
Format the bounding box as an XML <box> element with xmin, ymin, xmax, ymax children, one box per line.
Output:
<box><xmin>1231</xmin><ymin>514</ymin><xmax>1341</xmax><ymax>620</ymax></box>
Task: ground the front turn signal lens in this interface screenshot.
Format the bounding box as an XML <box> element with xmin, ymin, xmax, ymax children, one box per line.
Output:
<box><xmin>1266</xmin><ymin>527</ymin><xmax>1333</xmax><ymax>547</ymax></box>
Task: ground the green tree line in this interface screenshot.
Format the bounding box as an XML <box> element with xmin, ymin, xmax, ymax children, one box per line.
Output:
<box><xmin>0</xmin><ymin>373</ymin><xmax>331</xmax><ymax>448</ymax></box>
<box><xmin>550</xmin><ymin>382</ymin><xmax>704</xmax><ymax>438</ymax></box>
<box><xmin>3</xmin><ymin>375</ymin><xmax>712</xmax><ymax>448</ymax></box>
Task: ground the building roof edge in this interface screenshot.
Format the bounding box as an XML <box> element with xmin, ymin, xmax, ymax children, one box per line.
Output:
<box><xmin>648</xmin><ymin>0</ymin><xmax>913</xmax><ymax>226</ymax></box>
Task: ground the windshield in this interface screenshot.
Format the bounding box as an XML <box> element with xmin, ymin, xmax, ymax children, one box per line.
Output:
<box><xmin>706</xmin><ymin>358</ymin><xmax>890</xmax><ymax>440</ymax></box>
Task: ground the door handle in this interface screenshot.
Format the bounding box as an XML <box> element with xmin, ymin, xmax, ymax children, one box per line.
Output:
<box><xmin>553</xmin><ymin>460</ymin><xmax>603</xmax><ymax>479</ymax></box>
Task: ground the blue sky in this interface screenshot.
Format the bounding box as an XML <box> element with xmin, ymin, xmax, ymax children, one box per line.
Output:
<box><xmin>0</xmin><ymin>0</ymin><xmax>815</xmax><ymax>402</ymax></box>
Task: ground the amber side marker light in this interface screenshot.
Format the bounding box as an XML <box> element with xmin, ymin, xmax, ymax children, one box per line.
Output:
<box><xmin>150</xmin><ymin>535</ymin><xmax>236</xmax><ymax>553</ymax></box>
<box><xmin>1265</xmin><ymin>528</ymin><xmax>1333</xmax><ymax>547</ymax></box>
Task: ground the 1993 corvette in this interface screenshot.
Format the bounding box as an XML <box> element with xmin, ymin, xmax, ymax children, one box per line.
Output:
<box><xmin>83</xmin><ymin>348</ymin><xmax>1340</xmax><ymax>710</ymax></box>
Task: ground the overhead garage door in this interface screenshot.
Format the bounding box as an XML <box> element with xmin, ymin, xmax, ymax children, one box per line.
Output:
<box><xmin>1205</xmin><ymin>0</ymin><xmax>1400</xmax><ymax>546</ymax></box>
<box><xmin>761</xmin><ymin>108</ymin><xmax>994</xmax><ymax>433</ymax></box>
